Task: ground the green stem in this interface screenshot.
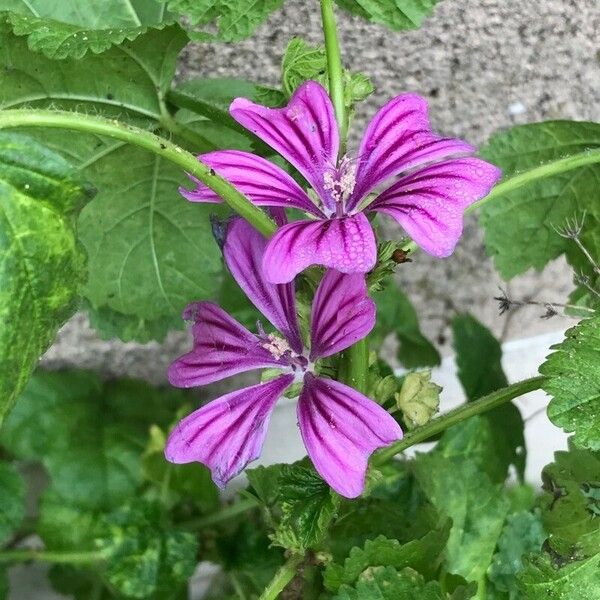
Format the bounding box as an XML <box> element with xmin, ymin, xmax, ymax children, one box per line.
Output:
<box><xmin>320</xmin><ymin>0</ymin><xmax>347</xmax><ymax>148</ymax></box>
<box><xmin>0</xmin><ymin>109</ymin><xmax>277</xmax><ymax>238</ymax></box>
<box><xmin>258</xmin><ymin>554</ymin><xmax>303</xmax><ymax>600</ymax></box>
<box><xmin>338</xmin><ymin>338</ymin><xmax>369</xmax><ymax>394</ymax></box>
<box><xmin>180</xmin><ymin>497</ymin><xmax>259</xmax><ymax>530</ymax></box>
<box><xmin>373</xmin><ymin>376</ymin><xmax>545</xmax><ymax>465</ymax></box>
<box><xmin>0</xmin><ymin>549</ymin><xmax>104</xmax><ymax>564</ymax></box>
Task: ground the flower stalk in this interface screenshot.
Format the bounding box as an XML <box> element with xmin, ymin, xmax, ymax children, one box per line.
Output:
<box><xmin>258</xmin><ymin>553</ymin><xmax>304</xmax><ymax>600</ymax></box>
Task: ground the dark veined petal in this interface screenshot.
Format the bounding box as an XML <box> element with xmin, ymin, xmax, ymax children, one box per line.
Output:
<box><xmin>180</xmin><ymin>150</ymin><xmax>324</xmax><ymax>217</ymax></box>
<box><xmin>166</xmin><ymin>375</ymin><xmax>294</xmax><ymax>488</ymax></box>
<box><xmin>297</xmin><ymin>374</ymin><xmax>402</xmax><ymax>498</ymax></box>
<box><xmin>230</xmin><ymin>81</ymin><xmax>339</xmax><ymax>212</ymax></box>
<box><xmin>347</xmin><ymin>93</ymin><xmax>475</xmax><ymax>211</ymax></box>
<box><xmin>168</xmin><ymin>302</ymin><xmax>285</xmax><ymax>388</ymax></box>
<box><xmin>224</xmin><ymin>218</ymin><xmax>303</xmax><ymax>353</ymax></box>
<box><xmin>262</xmin><ymin>213</ymin><xmax>377</xmax><ymax>284</ymax></box>
<box><xmin>368</xmin><ymin>157</ymin><xmax>501</xmax><ymax>257</ymax></box>
<box><xmin>309</xmin><ymin>270</ymin><xmax>376</xmax><ymax>360</ymax></box>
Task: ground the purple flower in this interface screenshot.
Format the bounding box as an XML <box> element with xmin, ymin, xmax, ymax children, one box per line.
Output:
<box><xmin>166</xmin><ymin>218</ymin><xmax>402</xmax><ymax>498</ymax></box>
<box><xmin>181</xmin><ymin>81</ymin><xmax>501</xmax><ymax>283</ymax></box>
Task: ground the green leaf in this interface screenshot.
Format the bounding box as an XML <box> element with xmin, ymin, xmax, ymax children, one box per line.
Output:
<box><xmin>540</xmin><ymin>316</ymin><xmax>600</xmax><ymax>450</ymax></box>
<box><xmin>0</xmin><ymin>462</ymin><xmax>25</xmax><ymax>545</ymax></box>
<box><xmin>334</xmin><ymin>566</ymin><xmax>475</xmax><ymax>600</ymax></box>
<box><xmin>142</xmin><ymin>424</ymin><xmax>219</xmax><ymax>512</ymax></box>
<box><xmin>334</xmin><ymin>0</ymin><xmax>443</xmax><ymax>31</ymax></box>
<box><xmin>452</xmin><ymin>314</ymin><xmax>526</xmax><ymax>481</ymax></box>
<box><xmin>373</xmin><ymin>282</ymin><xmax>440</xmax><ymax>368</ymax></box>
<box><xmin>1</xmin><ymin>371</ymin><xmax>183</xmax><ymax>511</ymax></box>
<box><xmin>488</xmin><ymin>511</ymin><xmax>546</xmax><ymax>599</ymax></box>
<box><xmin>0</xmin><ymin>132</ymin><xmax>90</xmax><ymax>423</ymax></box>
<box><xmin>160</xmin><ymin>0</ymin><xmax>285</xmax><ymax>42</ymax></box>
<box><xmin>0</xmin><ymin>0</ymin><xmax>175</xmax><ymax>60</ymax></box>
<box><xmin>272</xmin><ymin>462</ymin><xmax>339</xmax><ymax>551</ymax></box>
<box><xmin>518</xmin><ymin>552</ymin><xmax>600</xmax><ymax>599</ymax></box>
<box><xmin>479</xmin><ymin>121</ymin><xmax>600</xmax><ymax>279</ymax></box>
<box><xmin>324</xmin><ymin>525</ymin><xmax>450</xmax><ymax>592</ymax></box>
<box><xmin>413</xmin><ymin>425</ymin><xmax>510</xmax><ymax>583</ymax></box>
<box><xmin>97</xmin><ymin>500</ymin><xmax>198</xmax><ymax>599</ymax></box>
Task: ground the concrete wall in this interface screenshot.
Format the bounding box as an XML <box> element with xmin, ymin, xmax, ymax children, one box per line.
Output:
<box><xmin>43</xmin><ymin>0</ymin><xmax>600</xmax><ymax>382</ymax></box>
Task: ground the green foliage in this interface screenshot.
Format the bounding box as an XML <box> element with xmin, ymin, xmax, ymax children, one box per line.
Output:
<box><xmin>453</xmin><ymin>314</ymin><xmax>526</xmax><ymax>481</ymax></box>
<box><xmin>372</xmin><ymin>281</ymin><xmax>441</xmax><ymax>368</ymax></box>
<box><xmin>281</xmin><ymin>37</ymin><xmax>374</xmax><ymax>106</ymax></box>
<box><xmin>412</xmin><ymin>418</ymin><xmax>510</xmax><ymax>584</ymax></box>
<box><xmin>159</xmin><ymin>0</ymin><xmax>285</xmax><ymax>42</ymax></box>
<box><xmin>0</xmin><ymin>132</ymin><xmax>90</xmax><ymax>423</ymax></box>
<box><xmin>0</xmin><ymin>0</ymin><xmax>174</xmax><ymax>59</ymax></box>
<box><xmin>0</xmin><ymin>462</ymin><xmax>25</xmax><ymax>545</ymax></box>
<box><xmin>479</xmin><ymin>121</ymin><xmax>600</xmax><ymax>279</ymax></box>
<box><xmin>97</xmin><ymin>500</ymin><xmax>198</xmax><ymax>598</ymax></box>
<box><xmin>334</xmin><ymin>0</ymin><xmax>444</xmax><ymax>31</ymax></box>
<box><xmin>540</xmin><ymin>316</ymin><xmax>600</xmax><ymax>450</ymax></box>
<box><xmin>324</xmin><ymin>525</ymin><xmax>450</xmax><ymax>592</ymax></box>
<box><xmin>488</xmin><ymin>511</ymin><xmax>546</xmax><ymax>599</ymax></box>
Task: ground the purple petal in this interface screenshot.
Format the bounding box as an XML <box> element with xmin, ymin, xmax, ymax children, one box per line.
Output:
<box><xmin>168</xmin><ymin>302</ymin><xmax>285</xmax><ymax>388</ymax></box>
<box><xmin>166</xmin><ymin>375</ymin><xmax>294</xmax><ymax>487</ymax></box>
<box><xmin>347</xmin><ymin>94</ymin><xmax>475</xmax><ymax>211</ymax></box>
<box><xmin>368</xmin><ymin>158</ymin><xmax>502</xmax><ymax>257</ymax></box>
<box><xmin>224</xmin><ymin>218</ymin><xmax>303</xmax><ymax>352</ymax></box>
<box><xmin>180</xmin><ymin>150</ymin><xmax>323</xmax><ymax>217</ymax></box>
<box><xmin>230</xmin><ymin>81</ymin><xmax>339</xmax><ymax>212</ymax></box>
<box><xmin>262</xmin><ymin>213</ymin><xmax>377</xmax><ymax>284</ymax></box>
<box><xmin>309</xmin><ymin>270</ymin><xmax>376</xmax><ymax>360</ymax></box>
<box><xmin>297</xmin><ymin>374</ymin><xmax>402</xmax><ymax>498</ymax></box>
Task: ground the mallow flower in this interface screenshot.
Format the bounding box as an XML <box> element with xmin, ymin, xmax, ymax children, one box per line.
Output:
<box><xmin>166</xmin><ymin>218</ymin><xmax>402</xmax><ymax>498</ymax></box>
<box><xmin>181</xmin><ymin>80</ymin><xmax>501</xmax><ymax>283</ymax></box>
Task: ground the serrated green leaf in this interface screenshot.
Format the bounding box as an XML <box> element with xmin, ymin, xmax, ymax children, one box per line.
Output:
<box><xmin>479</xmin><ymin>121</ymin><xmax>600</xmax><ymax>279</ymax></box>
<box><xmin>1</xmin><ymin>0</ymin><xmax>176</xmax><ymax>61</ymax></box>
<box><xmin>1</xmin><ymin>370</ymin><xmax>184</xmax><ymax>511</ymax></box>
<box><xmin>453</xmin><ymin>314</ymin><xmax>526</xmax><ymax>481</ymax></box>
<box><xmin>272</xmin><ymin>462</ymin><xmax>339</xmax><ymax>551</ymax></box>
<box><xmin>97</xmin><ymin>500</ymin><xmax>198</xmax><ymax>599</ymax></box>
<box><xmin>0</xmin><ymin>132</ymin><xmax>90</xmax><ymax>423</ymax></box>
<box><xmin>334</xmin><ymin>0</ymin><xmax>444</xmax><ymax>31</ymax></box>
<box><xmin>0</xmin><ymin>462</ymin><xmax>25</xmax><ymax>545</ymax></box>
<box><xmin>160</xmin><ymin>0</ymin><xmax>285</xmax><ymax>42</ymax></box>
<box><xmin>373</xmin><ymin>282</ymin><xmax>440</xmax><ymax>368</ymax></box>
<box><xmin>413</xmin><ymin>425</ymin><xmax>510</xmax><ymax>584</ymax></box>
<box><xmin>488</xmin><ymin>511</ymin><xmax>546</xmax><ymax>599</ymax></box>
<box><xmin>540</xmin><ymin>316</ymin><xmax>600</xmax><ymax>450</ymax></box>
<box><xmin>518</xmin><ymin>552</ymin><xmax>600</xmax><ymax>599</ymax></box>
<box><xmin>324</xmin><ymin>525</ymin><xmax>450</xmax><ymax>592</ymax></box>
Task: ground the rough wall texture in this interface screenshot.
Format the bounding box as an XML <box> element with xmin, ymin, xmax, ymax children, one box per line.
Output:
<box><xmin>43</xmin><ymin>0</ymin><xmax>600</xmax><ymax>383</ymax></box>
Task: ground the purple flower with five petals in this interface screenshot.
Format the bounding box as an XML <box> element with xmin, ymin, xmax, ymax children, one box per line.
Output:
<box><xmin>181</xmin><ymin>81</ymin><xmax>501</xmax><ymax>283</ymax></box>
<box><xmin>166</xmin><ymin>218</ymin><xmax>402</xmax><ymax>498</ymax></box>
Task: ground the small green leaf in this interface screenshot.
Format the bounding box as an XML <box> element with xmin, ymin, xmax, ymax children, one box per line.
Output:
<box><xmin>453</xmin><ymin>314</ymin><xmax>526</xmax><ymax>481</ymax></box>
<box><xmin>479</xmin><ymin>121</ymin><xmax>600</xmax><ymax>279</ymax></box>
<box><xmin>0</xmin><ymin>132</ymin><xmax>90</xmax><ymax>423</ymax></box>
<box><xmin>160</xmin><ymin>0</ymin><xmax>285</xmax><ymax>42</ymax></box>
<box><xmin>540</xmin><ymin>316</ymin><xmax>600</xmax><ymax>450</ymax></box>
<box><xmin>334</xmin><ymin>0</ymin><xmax>444</xmax><ymax>31</ymax></box>
<box><xmin>97</xmin><ymin>500</ymin><xmax>198</xmax><ymax>599</ymax></box>
<box><xmin>0</xmin><ymin>462</ymin><xmax>25</xmax><ymax>545</ymax></box>
<box><xmin>373</xmin><ymin>282</ymin><xmax>440</xmax><ymax>368</ymax></box>
<box><xmin>324</xmin><ymin>525</ymin><xmax>450</xmax><ymax>592</ymax></box>
<box><xmin>488</xmin><ymin>511</ymin><xmax>546</xmax><ymax>599</ymax></box>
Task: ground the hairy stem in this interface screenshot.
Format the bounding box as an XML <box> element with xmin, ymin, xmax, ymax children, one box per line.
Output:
<box><xmin>320</xmin><ymin>0</ymin><xmax>347</xmax><ymax>149</ymax></box>
<box><xmin>0</xmin><ymin>549</ymin><xmax>104</xmax><ymax>564</ymax></box>
<box><xmin>373</xmin><ymin>376</ymin><xmax>545</xmax><ymax>465</ymax></box>
<box><xmin>338</xmin><ymin>338</ymin><xmax>369</xmax><ymax>394</ymax></box>
<box><xmin>258</xmin><ymin>554</ymin><xmax>304</xmax><ymax>600</ymax></box>
<box><xmin>0</xmin><ymin>109</ymin><xmax>277</xmax><ymax>238</ymax></box>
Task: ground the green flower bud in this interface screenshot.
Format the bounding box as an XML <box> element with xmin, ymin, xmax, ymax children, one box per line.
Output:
<box><xmin>396</xmin><ymin>371</ymin><xmax>441</xmax><ymax>429</ymax></box>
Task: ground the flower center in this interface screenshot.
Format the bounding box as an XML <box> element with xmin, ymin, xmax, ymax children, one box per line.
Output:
<box><xmin>262</xmin><ymin>333</ymin><xmax>292</xmax><ymax>360</ymax></box>
<box><xmin>323</xmin><ymin>155</ymin><xmax>357</xmax><ymax>216</ymax></box>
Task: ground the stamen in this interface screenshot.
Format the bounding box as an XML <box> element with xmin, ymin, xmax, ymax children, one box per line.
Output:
<box><xmin>262</xmin><ymin>333</ymin><xmax>292</xmax><ymax>360</ymax></box>
<box><xmin>323</xmin><ymin>155</ymin><xmax>357</xmax><ymax>213</ymax></box>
